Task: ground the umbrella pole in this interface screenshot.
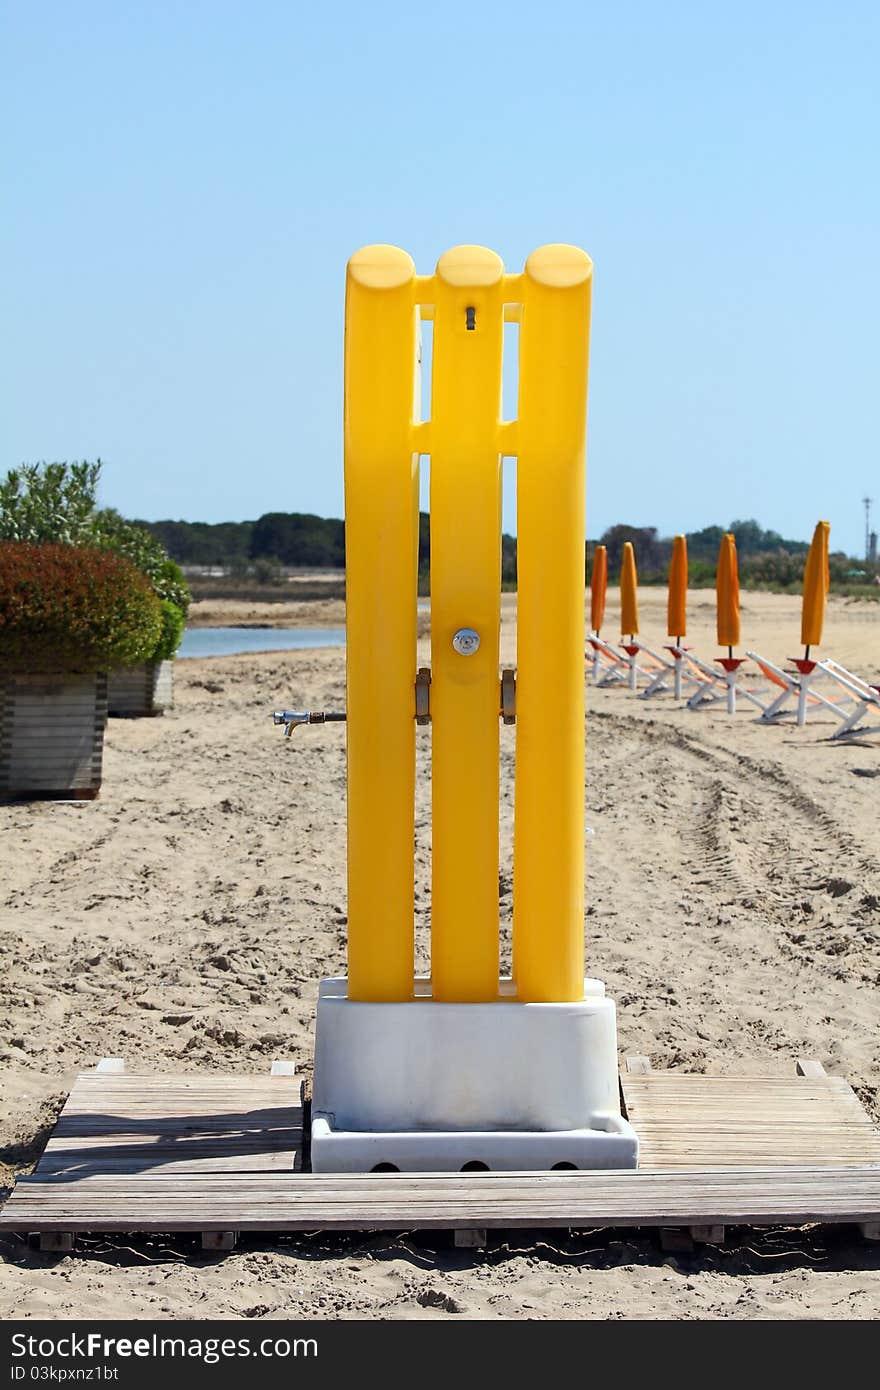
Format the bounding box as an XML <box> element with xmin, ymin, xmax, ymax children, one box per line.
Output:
<box><xmin>797</xmin><ymin>676</ymin><xmax>810</xmax><ymax>727</ymax></box>
<box><xmin>674</xmin><ymin>636</ymin><xmax>683</xmax><ymax>700</ymax></box>
<box><xmin>628</xmin><ymin>635</ymin><xmax>637</xmax><ymax>692</ymax></box>
<box><xmin>726</xmin><ymin>648</ymin><xmax>736</xmax><ymax>715</ymax></box>
<box><xmin>797</xmin><ymin>645</ymin><xmax>813</xmax><ymax>727</ymax></box>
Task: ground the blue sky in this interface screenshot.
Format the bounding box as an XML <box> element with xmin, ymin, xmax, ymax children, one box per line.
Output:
<box><xmin>3</xmin><ymin>2</ymin><xmax>878</xmax><ymax>554</ymax></box>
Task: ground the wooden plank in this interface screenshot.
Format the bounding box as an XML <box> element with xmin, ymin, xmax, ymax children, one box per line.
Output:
<box><xmin>5</xmin><ymin>715</ymin><xmax>105</xmax><ymax>728</ymax></box>
<box><xmin>659</xmin><ymin>1228</ymin><xmax>693</xmax><ymax>1253</ymax></box>
<box><xmin>796</xmin><ymin>1059</ymin><xmax>827</xmax><ymax>1078</ymax></box>
<box><xmin>32</xmin><ymin>1073</ymin><xmax>303</xmax><ymax>1178</ymax></box>
<box><xmin>2</xmin><ymin>1166</ymin><xmax>878</xmax><ymax>1233</ymax></box>
<box><xmin>39</xmin><ymin>1232</ymin><xmax>75</xmax><ymax>1252</ymax></box>
<box><xmin>689</xmin><ymin>1224</ymin><xmax>725</xmax><ymax>1244</ymax></box>
<box><xmin>621</xmin><ymin>1072</ymin><xmax>880</xmax><ymax>1170</ymax></box>
<box><xmin>0</xmin><ymin>789</ymin><xmax>101</xmax><ymax>803</ymax></box>
<box><xmin>2</xmin><ymin>764</ymin><xmax>105</xmax><ymax>778</ymax></box>
<box><xmin>3</xmin><ymin>717</ymin><xmax>102</xmax><ymax>732</ymax></box>
<box><xmin>108</xmin><ymin>662</ymin><xmax>173</xmax><ymax>717</ymax></box>
<box><xmin>7</xmin><ymin>697</ymin><xmax>106</xmax><ymax>712</ymax></box>
<box><xmin>625</xmin><ymin>1055</ymin><xmax>651</xmax><ymax>1075</ymax></box>
<box><xmin>455</xmin><ymin>1228</ymin><xmax>487</xmax><ymax>1248</ymax></box>
<box><xmin>201</xmin><ymin>1231</ymin><xmax>237</xmax><ymax>1251</ymax></box>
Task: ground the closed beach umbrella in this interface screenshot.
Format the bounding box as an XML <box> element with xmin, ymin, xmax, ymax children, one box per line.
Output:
<box><xmin>620</xmin><ymin>541</ymin><xmax>639</xmax><ymax>637</ymax></box>
<box><xmin>590</xmin><ymin>545</ymin><xmax>607</xmax><ymax>633</ymax></box>
<box><xmin>801</xmin><ymin>520</ymin><xmax>831</xmax><ymax>653</ymax></box>
<box><xmin>716</xmin><ymin>533</ymin><xmax>740</xmax><ymax>652</ymax></box>
<box><xmin>667</xmin><ymin>534</ymin><xmax>688</xmax><ymax>640</ymax></box>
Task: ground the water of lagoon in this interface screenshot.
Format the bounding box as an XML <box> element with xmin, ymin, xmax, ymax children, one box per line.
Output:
<box><xmin>178</xmin><ymin>627</ymin><xmax>346</xmax><ymax>659</ymax></box>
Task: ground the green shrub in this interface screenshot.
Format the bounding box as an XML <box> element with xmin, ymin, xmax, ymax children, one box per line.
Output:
<box><xmin>0</xmin><ymin>462</ymin><xmax>191</xmax><ymax>615</ymax></box>
<box><xmin>152</xmin><ymin>599</ymin><xmax>186</xmax><ymax>660</ymax></box>
<box><xmin>0</xmin><ymin>542</ymin><xmax>162</xmax><ymax>675</ymax></box>
<box><xmin>0</xmin><ymin>462</ymin><xmax>101</xmax><ymax>545</ymax></box>
<box><xmin>92</xmin><ymin>508</ymin><xmax>191</xmax><ymax>613</ymax></box>
<box><xmin>252</xmin><ymin>555</ymin><xmax>284</xmax><ymax>586</ymax></box>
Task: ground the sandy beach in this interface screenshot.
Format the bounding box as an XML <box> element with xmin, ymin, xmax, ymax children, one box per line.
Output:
<box><xmin>1</xmin><ymin>589</ymin><xmax>878</xmax><ymax>1319</ymax></box>
<box><xmin>187</xmin><ymin>595</ymin><xmax>347</xmax><ymax>630</ymax></box>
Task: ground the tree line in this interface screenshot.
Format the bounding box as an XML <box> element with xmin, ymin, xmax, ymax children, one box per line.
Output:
<box><xmin>139</xmin><ymin>512</ymin><xmax>819</xmax><ymax>585</ymax></box>
<box><xmin>591</xmin><ymin>521</ymin><xmax>810</xmax><ymax>580</ymax></box>
<box><xmin>140</xmin><ymin>511</ymin><xmax>518</xmax><ymax>583</ymax></box>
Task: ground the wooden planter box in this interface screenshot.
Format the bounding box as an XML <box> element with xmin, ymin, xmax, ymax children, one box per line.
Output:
<box><xmin>107</xmin><ymin>659</ymin><xmax>173</xmax><ymax>718</ymax></box>
<box><xmin>0</xmin><ymin>673</ymin><xmax>108</xmax><ymax>801</ymax></box>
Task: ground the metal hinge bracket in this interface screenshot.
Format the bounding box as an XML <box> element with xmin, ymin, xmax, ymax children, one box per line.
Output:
<box><xmin>501</xmin><ymin>668</ymin><xmax>516</xmax><ymax>724</ymax></box>
<box><xmin>415</xmin><ymin>667</ymin><xmax>432</xmax><ymax>724</ymax></box>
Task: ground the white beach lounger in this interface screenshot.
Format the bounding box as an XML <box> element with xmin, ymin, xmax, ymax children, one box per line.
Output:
<box><xmin>683</xmin><ymin>653</ymin><xmax>768</xmax><ymax>716</ymax></box>
<box><xmin>821</xmin><ymin>659</ymin><xmax>880</xmax><ymax>737</ymax></box>
<box><xmin>638</xmin><ymin>641</ymin><xmax>702</xmax><ymax>701</ymax></box>
<box><xmin>617</xmin><ymin>640</ymin><xmax>670</xmax><ymax>692</ymax></box>
<box><xmin>587</xmin><ymin>635</ymin><xmax>628</xmax><ymax>686</ymax></box>
<box><xmin>746</xmin><ymin>652</ymin><xmax>880</xmax><ymax>736</ymax></box>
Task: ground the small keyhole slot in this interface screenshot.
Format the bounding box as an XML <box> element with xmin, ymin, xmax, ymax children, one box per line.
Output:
<box><xmin>465</xmin><ymin>306</ymin><xmax>476</xmax><ymax>331</ymax></box>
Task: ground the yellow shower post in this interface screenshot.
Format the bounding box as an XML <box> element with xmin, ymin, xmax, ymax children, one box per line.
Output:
<box><xmin>429</xmin><ymin>246</ymin><xmax>505</xmax><ymax>1002</ymax></box>
<box><xmin>344</xmin><ymin>245</ymin><xmax>419</xmax><ymax>1002</ymax></box>
<box><xmin>308</xmin><ymin>242</ymin><xmax>638</xmax><ymax>1174</ymax></box>
<box><xmin>514</xmin><ymin>245</ymin><xmax>592</xmax><ymax>1003</ymax></box>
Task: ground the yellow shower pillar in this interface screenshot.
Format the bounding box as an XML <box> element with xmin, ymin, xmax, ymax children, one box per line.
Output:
<box><xmin>310</xmin><ymin>241</ymin><xmax>638</xmax><ymax>1175</ymax></box>
<box><xmin>429</xmin><ymin>246</ymin><xmax>505</xmax><ymax>1002</ymax></box>
<box><xmin>513</xmin><ymin>245</ymin><xmax>593</xmax><ymax>1002</ymax></box>
<box><xmin>344</xmin><ymin>245</ymin><xmax>419</xmax><ymax>1002</ymax></box>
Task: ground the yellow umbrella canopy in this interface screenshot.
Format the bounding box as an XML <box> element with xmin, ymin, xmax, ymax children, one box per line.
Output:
<box><xmin>590</xmin><ymin>545</ymin><xmax>608</xmax><ymax>633</ymax></box>
<box><xmin>716</xmin><ymin>533</ymin><xmax>740</xmax><ymax>650</ymax></box>
<box><xmin>801</xmin><ymin>520</ymin><xmax>831</xmax><ymax>651</ymax></box>
<box><xmin>620</xmin><ymin>541</ymin><xmax>639</xmax><ymax>637</ymax></box>
<box><xmin>667</xmin><ymin>534</ymin><xmax>688</xmax><ymax>639</ymax></box>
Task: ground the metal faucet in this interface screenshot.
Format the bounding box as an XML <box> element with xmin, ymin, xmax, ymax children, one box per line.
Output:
<box><xmin>272</xmin><ymin>710</ymin><xmax>347</xmax><ymax>738</ymax></box>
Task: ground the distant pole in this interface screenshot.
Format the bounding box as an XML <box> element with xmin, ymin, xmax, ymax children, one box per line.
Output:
<box><xmin>864</xmin><ymin>496</ymin><xmax>873</xmax><ymax>562</ymax></box>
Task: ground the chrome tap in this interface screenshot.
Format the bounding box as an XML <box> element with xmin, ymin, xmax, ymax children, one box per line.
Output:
<box><xmin>272</xmin><ymin>709</ymin><xmax>346</xmax><ymax>738</ymax></box>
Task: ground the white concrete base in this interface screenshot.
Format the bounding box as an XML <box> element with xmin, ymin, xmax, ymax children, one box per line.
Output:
<box><xmin>311</xmin><ymin>977</ymin><xmax>639</xmax><ymax>1174</ymax></box>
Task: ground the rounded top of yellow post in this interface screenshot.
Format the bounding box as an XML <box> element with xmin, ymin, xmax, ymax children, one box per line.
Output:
<box><xmin>436</xmin><ymin>245</ymin><xmax>504</xmax><ymax>286</ymax></box>
<box><xmin>348</xmin><ymin>244</ymin><xmax>415</xmax><ymax>289</ymax></box>
<box><xmin>525</xmin><ymin>244</ymin><xmax>593</xmax><ymax>288</ymax></box>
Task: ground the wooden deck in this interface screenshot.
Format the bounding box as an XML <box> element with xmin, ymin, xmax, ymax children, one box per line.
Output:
<box><xmin>2</xmin><ymin>1059</ymin><xmax>878</xmax><ymax>1247</ymax></box>
<box><xmin>621</xmin><ymin>1070</ymin><xmax>880</xmax><ymax>1169</ymax></box>
<box><xmin>31</xmin><ymin>1071</ymin><xmax>304</xmax><ymax>1178</ymax></box>
<box><xmin>5</xmin><ymin>1168</ymin><xmax>879</xmax><ymax>1235</ymax></box>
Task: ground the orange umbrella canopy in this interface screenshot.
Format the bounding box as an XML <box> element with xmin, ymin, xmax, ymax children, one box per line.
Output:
<box><xmin>590</xmin><ymin>545</ymin><xmax>608</xmax><ymax>633</ymax></box>
<box><xmin>667</xmin><ymin>534</ymin><xmax>688</xmax><ymax>639</ymax></box>
<box><xmin>801</xmin><ymin>520</ymin><xmax>831</xmax><ymax>649</ymax></box>
<box><xmin>716</xmin><ymin>533</ymin><xmax>740</xmax><ymax>649</ymax></box>
<box><xmin>620</xmin><ymin>541</ymin><xmax>639</xmax><ymax>636</ymax></box>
